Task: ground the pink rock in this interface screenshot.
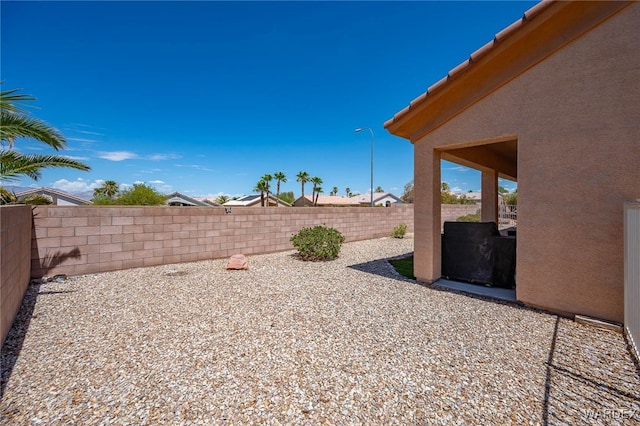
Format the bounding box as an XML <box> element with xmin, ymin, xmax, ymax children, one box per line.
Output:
<box><xmin>226</xmin><ymin>253</ymin><xmax>248</xmax><ymax>270</ymax></box>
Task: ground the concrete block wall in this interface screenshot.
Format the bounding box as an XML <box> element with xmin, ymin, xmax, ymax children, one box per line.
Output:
<box><xmin>1</xmin><ymin>205</ymin><xmax>33</xmax><ymax>345</ymax></box>
<box><xmin>30</xmin><ymin>205</ymin><xmax>414</xmax><ymax>278</ymax></box>
<box><xmin>441</xmin><ymin>204</ymin><xmax>479</xmax><ymax>225</ymax></box>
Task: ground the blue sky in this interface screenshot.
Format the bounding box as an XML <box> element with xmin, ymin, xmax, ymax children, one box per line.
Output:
<box><xmin>2</xmin><ymin>1</ymin><xmax>531</xmax><ymax>199</ymax></box>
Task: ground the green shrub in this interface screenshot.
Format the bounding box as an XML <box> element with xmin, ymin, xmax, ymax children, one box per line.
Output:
<box><xmin>290</xmin><ymin>225</ymin><xmax>345</xmax><ymax>261</ymax></box>
<box><xmin>21</xmin><ymin>194</ymin><xmax>53</xmax><ymax>205</ymax></box>
<box><xmin>391</xmin><ymin>223</ymin><xmax>407</xmax><ymax>238</ymax></box>
<box><xmin>115</xmin><ymin>183</ymin><xmax>165</xmax><ymax>205</ymax></box>
<box><xmin>457</xmin><ymin>210</ymin><xmax>481</xmax><ymax>222</ymax></box>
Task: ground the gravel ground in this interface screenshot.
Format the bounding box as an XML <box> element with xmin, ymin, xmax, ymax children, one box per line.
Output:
<box><xmin>2</xmin><ymin>237</ymin><xmax>639</xmax><ymax>425</ymax></box>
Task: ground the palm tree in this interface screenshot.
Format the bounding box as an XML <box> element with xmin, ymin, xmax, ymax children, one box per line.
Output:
<box><xmin>1</xmin><ymin>85</ymin><xmax>65</xmax><ymax>150</ymax></box>
<box><xmin>310</xmin><ymin>176</ymin><xmax>322</xmax><ymax>205</ymax></box>
<box><xmin>331</xmin><ymin>186</ymin><xmax>338</xmax><ymax>196</ymax></box>
<box><xmin>216</xmin><ymin>195</ymin><xmax>230</xmax><ymax>205</ymax></box>
<box><xmin>296</xmin><ymin>171</ymin><xmax>309</xmax><ymax>202</ymax></box>
<box><xmin>1</xmin><ymin>84</ymin><xmax>90</xmax><ymax>185</ymax></box>
<box><xmin>254</xmin><ymin>179</ymin><xmax>267</xmax><ymax>207</ymax></box>
<box><xmin>375</xmin><ymin>186</ymin><xmax>384</xmax><ymax>193</ymax></box>
<box><xmin>261</xmin><ymin>173</ymin><xmax>273</xmax><ymax>207</ymax></box>
<box><xmin>0</xmin><ymin>150</ymin><xmax>90</xmax><ymax>182</ymax></box>
<box><xmin>93</xmin><ymin>180</ymin><xmax>119</xmax><ymax>199</ymax></box>
<box><xmin>314</xmin><ymin>186</ymin><xmax>323</xmax><ymax>206</ymax></box>
<box><xmin>274</xmin><ymin>171</ymin><xmax>287</xmax><ymax>206</ymax></box>
<box><xmin>346</xmin><ymin>187</ymin><xmax>352</xmax><ymax>197</ymax></box>
<box><xmin>0</xmin><ymin>185</ymin><xmax>16</xmax><ymax>204</ymax></box>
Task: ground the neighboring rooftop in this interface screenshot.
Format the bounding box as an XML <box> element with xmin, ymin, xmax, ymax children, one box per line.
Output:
<box><xmin>14</xmin><ymin>187</ymin><xmax>91</xmax><ymax>206</ymax></box>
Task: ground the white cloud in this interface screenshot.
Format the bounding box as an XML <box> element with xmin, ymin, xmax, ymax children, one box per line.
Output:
<box><xmin>51</xmin><ymin>178</ymin><xmax>101</xmax><ymax>193</ymax></box>
<box><xmin>67</xmin><ymin>137</ymin><xmax>97</xmax><ymax>143</ymax></box>
<box><xmin>145</xmin><ymin>180</ymin><xmax>172</xmax><ymax>193</ymax></box>
<box><xmin>76</xmin><ymin>130</ymin><xmax>104</xmax><ymax>136</ymax></box>
<box><xmin>98</xmin><ymin>151</ymin><xmax>138</xmax><ymax>161</ymax></box>
<box><xmin>443</xmin><ymin>165</ymin><xmax>471</xmax><ymax>172</ymax></box>
<box><xmin>175</xmin><ymin>164</ymin><xmax>214</xmax><ymax>172</ymax></box>
<box><xmin>148</xmin><ymin>153</ymin><xmax>181</xmax><ymax>161</ymax></box>
<box><xmin>204</xmin><ymin>191</ymin><xmax>229</xmax><ymax>198</ymax></box>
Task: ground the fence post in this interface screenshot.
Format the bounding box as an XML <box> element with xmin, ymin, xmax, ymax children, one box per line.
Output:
<box><xmin>624</xmin><ymin>201</ymin><xmax>640</xmax><ymax>362</ymax></box>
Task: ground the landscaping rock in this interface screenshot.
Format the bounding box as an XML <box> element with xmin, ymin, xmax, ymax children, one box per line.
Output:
<box><xmin>226</xmin><ymin>253</ymin><xmax>248</xmax><ymax>270</ymax></box>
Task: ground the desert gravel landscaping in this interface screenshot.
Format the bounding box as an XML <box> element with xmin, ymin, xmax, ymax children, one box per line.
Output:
<box><xmin>2</xmin><ymin>237</ymin><xmax>639</xmax><ymax>425</ymax></box>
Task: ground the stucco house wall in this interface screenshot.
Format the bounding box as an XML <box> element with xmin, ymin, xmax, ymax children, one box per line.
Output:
<box><xmin>390</xmin><ymin>2</ymin><xmax>639</xmax><ymax>323</ymax></box>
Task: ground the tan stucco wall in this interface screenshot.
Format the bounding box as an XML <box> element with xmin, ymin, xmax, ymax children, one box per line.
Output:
<box><xmin>413</xmin><ymin>3</ymin><xmax>639</xmax><ymax>322</ymax></box>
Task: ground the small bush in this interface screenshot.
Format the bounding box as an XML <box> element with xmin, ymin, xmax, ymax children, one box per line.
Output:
<box><xmin>457</xmin><ymin>210</ymin><xmax>481</xmax><ymax>222</ymax></box>
<box><xmin>391</xmin><ymin>223</ymin><xmax>407</xmax><ymax>238</ymax></box>
<box><xmin>290</xmin><ymin>225</ymin><xmax>345</xmax><ymax>261</ymax></box>
<box><xmin>21</xmin><ymin>194</ymin><xmax>53</xmax><ymax>205</ymax></box>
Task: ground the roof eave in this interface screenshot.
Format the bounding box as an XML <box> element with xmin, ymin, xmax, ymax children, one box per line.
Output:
<box><xmin>385</xmin><ymin>1</ymin><xmax>630</xmax><ymax>142</ymax></box>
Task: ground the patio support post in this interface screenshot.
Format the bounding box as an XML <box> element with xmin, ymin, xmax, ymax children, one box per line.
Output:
<box><xmin>481</xmin><ymin>170</ymin><xmax>499</xmax><ymax>224</ymax></box>
<box><xmin>413</xmin><ymin>146</ymin><xmax>442</xmax><ymax>283</ymax></box>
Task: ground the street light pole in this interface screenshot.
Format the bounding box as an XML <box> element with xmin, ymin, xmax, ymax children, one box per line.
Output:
<box><xmin>355</xmin><ymin>127</ymin><xmax>374</xmax><ymax>207</ymax></box>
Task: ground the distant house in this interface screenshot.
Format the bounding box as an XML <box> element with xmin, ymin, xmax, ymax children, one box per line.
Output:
<box><xmin>193</xmin><ymin>197</ymin><xmax>219</xmax><ymax>206</ymax></box>
<box><xmin>293</xmin><ymin>195</ymin><xmax>360</xmax><ymax>207</ymax></box>
<box><xmin>165</xmin><ymin>192</ymin><xmax>216</xmax><ymax>206</ymax></box>
<box><xmin>351</xmin><ymin>192</ymin><xmax>404</xmax><ymax>207</ymax></box>
<box><xmin>462</xmin><ymin>192</ymin><xmax>481</xmax><ymax>203</ymax></box>
<box><xmin>224</xmin><ymin>194</ymin><xmax>291</xmax><ymax>207</ymax></box>
<box><xmin>14</xmin><ymin>187</ymin><xmax>91</xmax><ymax>206</ymax></box>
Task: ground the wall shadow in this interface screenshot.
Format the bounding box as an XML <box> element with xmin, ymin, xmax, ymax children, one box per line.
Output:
<box><xmin>542</xmin><ymin>318</ymin><xmax>640</xmax><ymax>424</ymax></box>
<box><xmin>0</xmin><ymin>282</ymin><xmax>40</xmax><ymax>400</ymax></box>
<box><xmin>347</xmin><ymin>252</ymin><xmax>414</xmax><ymax>280</ymax></box>
<box><xmin>348</xmin><ymin>252</ymin><xmax>522</xmax><ymax>309</ymax></box>
<box><xmin>351</xmin><ymin>253</ymin><xmax>640</xmax><ymax>423</ymax></box>
<box><xmin>2</xmin><ymin>212</ymin><xmax>82</xmax><ymax>400</ymax></box>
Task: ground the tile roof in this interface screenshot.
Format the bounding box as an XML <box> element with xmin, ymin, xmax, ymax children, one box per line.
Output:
<box><xmin>165</xmin><ymin>192</ymin><xmax>212</xmax><ymax>206</ymax></box>
<box><xmin>296</xmin><ymin>195</ymin><xmax>360</xmax><ymax>206</ymax></box>
<box><xmin>224</xmin><ymin>194</ymin><xmax>291</xmax><ymax>207</ymax></box>
<box><xmin>351</xmin><ymin>192</ymin><xmax>402</xmax><ymax>204</ymax></box>
<box><xmin>384</xmin><ymin>0</ymin><xmax>553</xmax><ymax>129</ymax></box>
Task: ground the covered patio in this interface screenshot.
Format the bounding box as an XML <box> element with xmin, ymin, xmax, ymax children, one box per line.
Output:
<box><xmin>385</xmin><ymin>1</ymin><xmax>639</xmax><ymax>323</ymax></box>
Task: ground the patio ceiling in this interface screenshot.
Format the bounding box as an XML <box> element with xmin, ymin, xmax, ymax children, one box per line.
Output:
<box><xmin>439</xmin><ymin>138</ymin><xmax>517</xmax><ymax>181</ymax></box>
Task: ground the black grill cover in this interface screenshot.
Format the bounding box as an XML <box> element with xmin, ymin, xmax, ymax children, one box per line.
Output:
<box><xmin>442</xmin><ymin>222</ymin><xmax>498</xmax><ymax>285</ymax></box>
<box><xmin>441</xmin><ymin>222</ymin><xmax>515</xmax><ymax>288</ymax></box>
